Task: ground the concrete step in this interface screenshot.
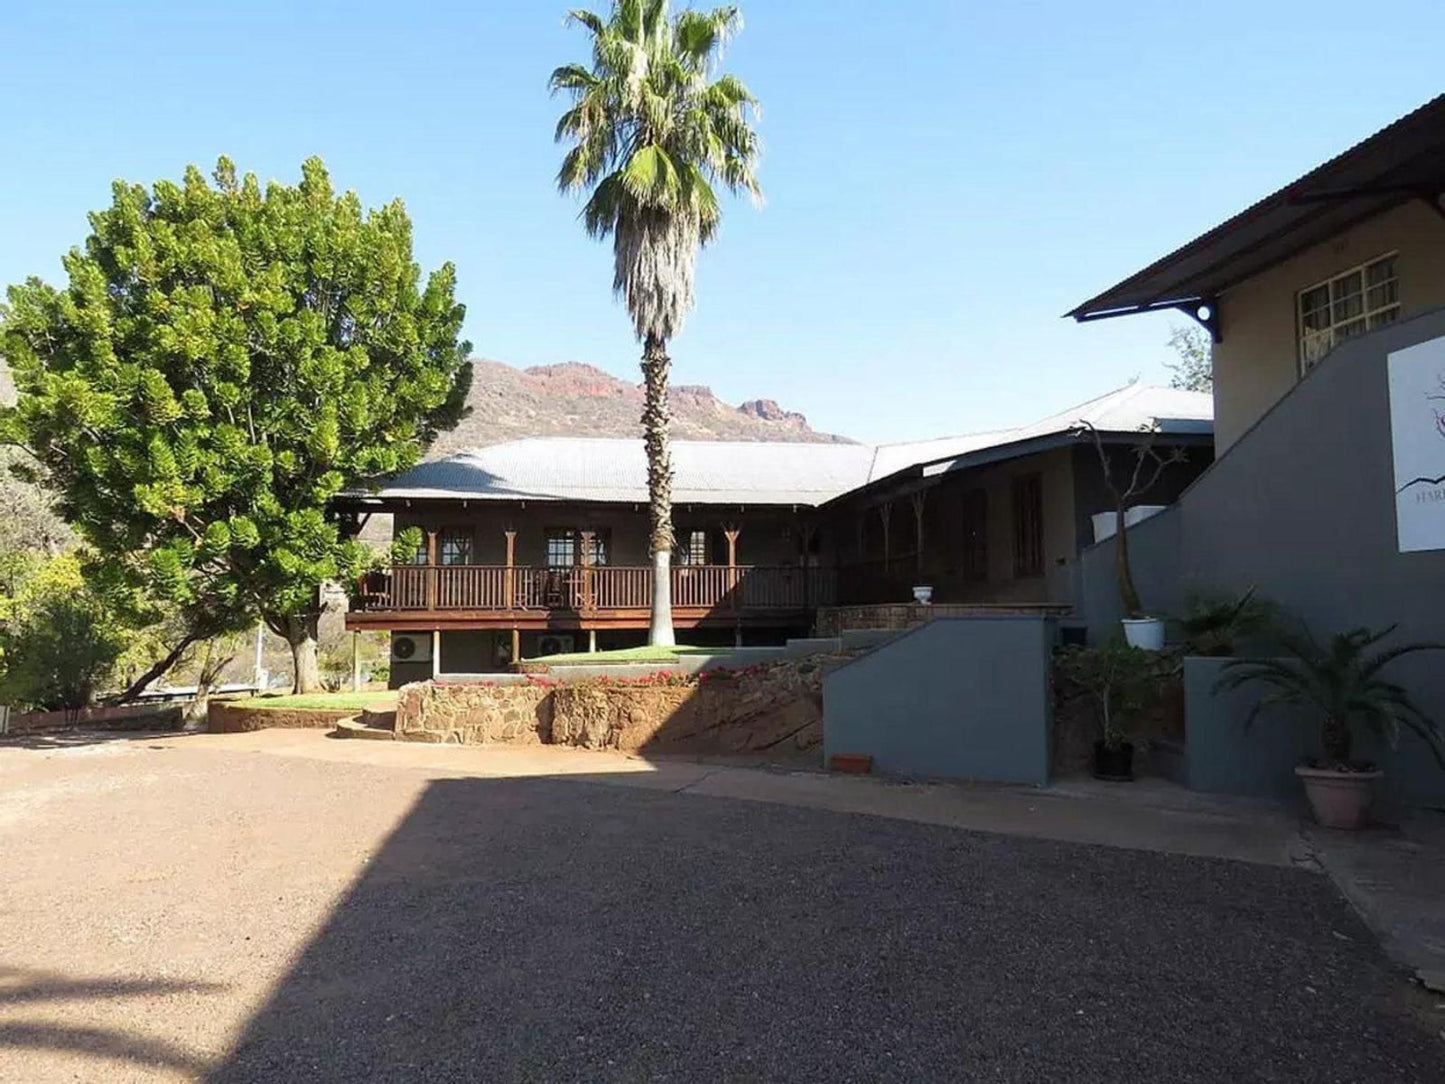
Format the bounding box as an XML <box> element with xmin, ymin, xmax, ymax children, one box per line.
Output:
<box><xmin>333</xmin><ymin>715</ymin><xmax>396</xmax><ymax>741</ymax></box>
<box><xmin>783</xmin><ymin>637</ymin><xmax>843</xmax><ymax>658</ymax></box>
<box><xmin>360</xmin><ymin>707</ymin><xmax>397</xmax><ymax>730</ymax></box>
<box><xmin>699</xmin><ymin>647</ymin><xmax>788</xmax><ymax>671</ymax></box>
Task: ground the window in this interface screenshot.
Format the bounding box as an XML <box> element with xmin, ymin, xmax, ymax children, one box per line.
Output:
<box><xmin>1011</xmin><ymin>474</ymin><xmax>1043</xmax><ymax>579</ymax></box>
<box><xmin>1298</xmin><ymin>253</ymin><xmax>1399</xmax><ymax>372</ymax></box>
<box><xmin>438</xmin><ymin>529</ymin><xmax>473</xmax><ymax>566</ymax></box>
<box><xmin>961</xmin><ymin>489</ymin><xmax>988</xmax><ymax>582</ymax></box>
<box><xmin>680</xmin><ymin>529</ymin><xmax>709</xmax><ymax>566</ymax></box>
<box><xmin>545</xmin><ymin>529</ymin><xmax>575</xmax><ymax>568</ymax></box>
<box><xmin>545</xmin><ymin>529</ymin><xmax>611</xmax><ymax>566</ymax></box>
<box><xmin>584</xmin><ymin>530</ymin><xmax>610</xmax><ymax>566</ymax></box>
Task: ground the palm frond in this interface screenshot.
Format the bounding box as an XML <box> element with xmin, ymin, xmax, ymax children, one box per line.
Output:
<box><xmin>551</xmin><ymin>0</ymin><xmax>761</xmax><ymax>343</ymax></box>
<box><xmin>564</xmin><ymin>8</ymin><xmax>606</xmax><ymax>36</ymax></box>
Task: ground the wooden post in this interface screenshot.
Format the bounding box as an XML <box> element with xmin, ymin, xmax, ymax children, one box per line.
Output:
<box><xmin>799</xmin><ymin>519</ymin><xmax>818</xmax><ymax>610</ymax></box>
<box><xmin>588</xmin><ymin>629</ymin><xmax>598</xmax><ymax>654</ymax></box>
<box><xmin>911</xmin><ymin>490</ymin><xmax>927</xmax><ymax>573</ymax></box>
<box><xmin>510</xmin><ymin>628</ymin><xmax>520</xmax><ymax>667</ymax></box>
<box><xmin>425</xmin><ymin>530</ymin><xmax>439</xmax><ymax>609</ymax></box>
<box><xmin>724</xmin><ymin>525</ymin><xmax>741</xmax><ymax>612</ymax></box>
<box><xmin>350</xmin><ymin>630</ymin><xmax>361</xmax><ymax>692</ymax></box>
<box><xmin>580</xmin><ymin>530</ymin><xmax>595</xmax><ymax>611</ymax></box>
<box><xmin>503</xmin><ymin>528</ymin><xmax>516</xmax><ymax>608</ymax></box>
<box><xmin>430</xmin><ymin>629</ymin><xmax>441</xmax><ymax>679</ymax></box>
<box><xmin>878</xmin><ymin>503</ymin><xmax>892</xmax><ymax>570</ymax></box>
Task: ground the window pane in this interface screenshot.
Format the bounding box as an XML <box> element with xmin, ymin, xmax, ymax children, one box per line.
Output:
<box><xmin>439</xmin><ymin>531</ymin><xmax>472</xmax><ymax>566</ymax></box>
<box><xmin>1365</xmin><ymin>256</ymin><xmax>1396</xmax><ymax>286</ymax></box>
<box><xmin>1299</xmin><ymin>284</ymin><xmax>1331</xmax><ymax>317</ymax></box>
<box><xmin>1332</xmin><ymin>272</ymin><xmax>1363</xmax><ymax>322</ymax></box>
<box><xmin>1335</xmin><ymin>317</ymin><xmax>1367</xmax><ymax>341</ymax></box>
<box><xmin>546</xmin><ymin>530</ymin><xmax>575</xmax><ymax>567</ymax></box>
<box><xmin>681</xmin><ymin>529</ymin><xmax>708</xmax><ymax>566</ymax></box>
<box><xmin>1368</xmin><ymin>307</ymin><xmax>1400</xmax><ymax>330</ymax></box>
<box><xmin>1365</xmin><ymin>281</ymin><xmax>1398</xmax><ymax>311</ymax></box>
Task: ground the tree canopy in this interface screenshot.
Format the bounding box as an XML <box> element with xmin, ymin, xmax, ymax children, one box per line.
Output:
<box><xmin>0</xmin><ymin>157</ymin><xmax>471</xmax><ymax>690</ymax></box>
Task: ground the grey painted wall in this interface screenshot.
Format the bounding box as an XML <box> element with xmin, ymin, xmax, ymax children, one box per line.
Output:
<box><xmin>1080</xmin><ymin>308</ymin><xmax>1445</xmax><ymax>807</ymax></box>
<box><xmin>823</xmin><ymin>617</ymin><xmax>1053</xmax><ymax>785</ymax></box>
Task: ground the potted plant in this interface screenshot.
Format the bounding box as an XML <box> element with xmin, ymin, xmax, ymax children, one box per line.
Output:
<box><xmin>1057</xmin><ymin>640</ymin><xmax>1158</xmax><ymax>781</ymax></box>
<box><xmin>1177</xmin><ymin>586</ymin><xmax>1275</xmax><ymax>657</ymax></box>
<box><xmin>911</xmin><ymin>585</ymin><xmax>934</xmax><ymax>605</ymax></box>
<box><xmin>1215</xmin><ymin>625</ymin><xmax>1445</xmax><ymax>829</ymax></box>
<box><xmin>1074</xmin><ymin>419</ymin><xmax>1188</xmax><ymax>651</ymax></box>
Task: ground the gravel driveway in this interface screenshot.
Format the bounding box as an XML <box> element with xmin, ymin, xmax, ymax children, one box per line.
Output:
<box><xmin>0</xmin><ymin>733</ymin><xmax>1438</xmax><ymax>1082</ymax></box>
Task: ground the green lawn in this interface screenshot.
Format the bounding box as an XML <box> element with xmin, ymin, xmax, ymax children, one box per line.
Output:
<box><xmin>524</xmin><ymin>645</ymin><xmax>720</xmax><ymax>666</ymax></box>
<box><xmin>249</xmin><ymin>691</ymin><xmax>397</xmax><ymax>711</ymax></box>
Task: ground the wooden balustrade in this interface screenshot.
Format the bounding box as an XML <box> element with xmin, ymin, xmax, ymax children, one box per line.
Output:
<box><xmin>353</xmin><ymin>564</ymin><xmax>838</xmax><ymax>615</ymax></box>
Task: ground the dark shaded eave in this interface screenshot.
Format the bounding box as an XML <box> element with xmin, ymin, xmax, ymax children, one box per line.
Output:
<box><xmin>1068</xmin><ymin>95</ymin><xmax>1445</xmax><ymax>324</ymax></box>
<box><xmin>817</xmin><ymin>427</ymin><xmax>1214</xmax><ymax>511</ymax></box>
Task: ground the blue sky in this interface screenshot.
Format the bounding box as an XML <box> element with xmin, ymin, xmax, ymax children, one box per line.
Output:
<box><xmin>2</xmin><ymin>2</ymin><xmax>1442</xmax><ymax>443</ymax></box>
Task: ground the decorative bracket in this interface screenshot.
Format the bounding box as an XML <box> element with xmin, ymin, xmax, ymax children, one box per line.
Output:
<box><xmin>1174</xmin><ymin>298</ymin><xmax>1221</xmax><ymax>344</ymax></box>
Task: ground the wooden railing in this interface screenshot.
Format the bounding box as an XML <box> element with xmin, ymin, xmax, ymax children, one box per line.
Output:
<box><xmin>354</xmin><ymin>564</ymin><xmax>836</xmax><ymax>614</ymax></box>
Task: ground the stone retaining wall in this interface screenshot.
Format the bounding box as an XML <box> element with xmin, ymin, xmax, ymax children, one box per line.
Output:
<box><xmin>207</xmin><ymin>702</ymin><xmax>358</xmax><ymax>734</ymax></box>
<box><xmin>6</xmin><ymin>703</ymin><xmax>183</xmax><ymax>735</ymax></box>
<box><xmin>394</xmin><ymin>682</ymin><xmax>552</xmax><ymax>745</ymax></box>
<box><xmin>393</xmin><ymin>656</ymin><xmax>838</xmax><ymax>753</ymax></box>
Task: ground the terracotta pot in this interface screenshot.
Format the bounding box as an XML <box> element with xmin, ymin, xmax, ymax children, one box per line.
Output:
<box><xmin>1295</xmin><ymin>765</ymin><xmax>1382</xmax><ymax>829</ymax></box>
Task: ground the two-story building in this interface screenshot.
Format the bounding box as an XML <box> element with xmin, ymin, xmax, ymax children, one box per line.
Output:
<box><xmin>342</xmin><ymin>384</ymin><xmax>1212</xmax><ymax>684</ymax></box>
<box><xmin>1069</xmin><ymin>94</ymin><xmax>1445</xmax><ymax>807</ymax></box>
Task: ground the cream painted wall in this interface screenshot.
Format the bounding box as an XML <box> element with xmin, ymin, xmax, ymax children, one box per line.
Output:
<box><xmin>1214</xmin><ymin>200</ymin><xmax>1445</xmax><ymax>451</ymax></box>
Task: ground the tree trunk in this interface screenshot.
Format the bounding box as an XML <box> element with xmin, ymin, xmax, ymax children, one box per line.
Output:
<box><xmin>182</xmin><ymin>639</ymin><xmax>233</xmax><ymax>729</ymax></box>
<box><xmin>642</xmin><ymin>334</ymin><xmax>676</xmax><ymax>647</ymax></box>
<box><xmin>1114</xmin><ymin>504</ymin><xmax>1143</xmax><ymax>618</ymax></box>
<box><xmin>113</xmin><ymin>631</ymin><xmax>203</xmax><ymax>704</ymax></box>
<box><xmin>282</xmin><ymin>613</ymin><xmax>322</xmax><ymax>694</ymax></box>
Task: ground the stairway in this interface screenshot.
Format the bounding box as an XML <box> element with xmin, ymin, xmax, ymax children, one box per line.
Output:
<box><xmin>332</xmin><ymin>706</ymin><xmax>398</xmax><ymax>741</ymax></box>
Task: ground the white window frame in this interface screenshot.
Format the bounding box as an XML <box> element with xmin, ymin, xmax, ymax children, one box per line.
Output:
<box><xmin>1296</xmin><ymin>252</ymin><xmax>1400</xmax><ymax>374</ymax></box>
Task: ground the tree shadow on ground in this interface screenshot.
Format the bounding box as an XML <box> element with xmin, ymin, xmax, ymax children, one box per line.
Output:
<box><xmin>0</xmin><ymin>728</ymin><xmax>195</xmax><ymax>752</ymax></box>
<box><xmin>207</xmin><ymin>774</ymin><xmax>1440</xmax><ymax>1083</ymax></box>
<box><xmin>0</xmin><ymin>966</ymin><xmax>224</xmax><ymax>1076</ymax></box>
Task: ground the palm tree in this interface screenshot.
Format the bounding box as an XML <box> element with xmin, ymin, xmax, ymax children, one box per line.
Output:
<box><xmin>550</xmin><ymin>1</ymin><xmax>761</xmax><ymax>645</ymax></box>
<box><xmin>1215</xmin><ymin>625</ymin><xmax>1445</xmax><ymax>769</ymax></box>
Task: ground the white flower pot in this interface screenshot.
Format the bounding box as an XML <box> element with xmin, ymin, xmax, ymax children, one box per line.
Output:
<box><xmin>1121</xmin><ymin>617</ymin><xmax>1165</xmax><ymax>651</ymax></box>
<box><xmin>912</xmin><ymin>585</ymin><xmax>934</xmax><ymax>605</ymax></box>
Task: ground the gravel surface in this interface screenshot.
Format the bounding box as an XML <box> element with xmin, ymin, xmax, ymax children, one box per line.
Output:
<box><xmin>0</xmin><ymin>735</ymin><xmax>1439</xmax><ymax>1083</ymax></box>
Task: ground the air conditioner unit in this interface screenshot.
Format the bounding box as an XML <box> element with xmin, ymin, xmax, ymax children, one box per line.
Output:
<box><xmin>536</xmin><ymin>634</ymin><xmax>574</xmax><ymax>657</ymax></box>
<box><xmin>391</xmin><ymin>632</ymin><xmax>432</xmax><ymax>665</ymax></box>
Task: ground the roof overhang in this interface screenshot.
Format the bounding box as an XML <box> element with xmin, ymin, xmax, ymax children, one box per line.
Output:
<box><xmin>820</xmin><ymin>426</ymin><xmax>1213</xmax><ymax>509</ymax></box>
<box><xmin>1068</xmin><ymin>95</ymin><xmax>1445</xmax><ymax>337</ymax></box>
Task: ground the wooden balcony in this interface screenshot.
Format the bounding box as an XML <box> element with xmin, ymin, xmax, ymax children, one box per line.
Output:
<box><xmin>348</xmin><ymin>564</ymin><xmax>837</xmax><ymax>630</ymax></box>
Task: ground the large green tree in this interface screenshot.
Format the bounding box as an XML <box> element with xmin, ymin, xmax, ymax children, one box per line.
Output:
<box><xmin>0</xmin><ymin>158</ymin><xmax>471</xmax><ymax>692</ymax></box>
<box><xmin>551</xmin><ymin>0</ymin><xmax>761</xmax><ymax>645</ymax></box>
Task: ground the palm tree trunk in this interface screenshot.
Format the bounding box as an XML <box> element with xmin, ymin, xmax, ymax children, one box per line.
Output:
<box><xmin>642</xmin><ymin>333</ymin><xmax>676</xmax><ymax>647</ymax></box>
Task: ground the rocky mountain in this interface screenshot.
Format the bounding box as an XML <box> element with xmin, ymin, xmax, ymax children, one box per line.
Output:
<box><xmin>426</xmin><ymin>359</ymin><xmax>849</xmax><ymax>457</ymax></box>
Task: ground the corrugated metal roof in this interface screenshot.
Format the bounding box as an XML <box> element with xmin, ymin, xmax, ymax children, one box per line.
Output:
<box><xmin>361</xmin><ymin>384</ymin><xmax>1212</xmax><ymax>507</ymax></box>
<box><xmin>1069</xmin><ymin>95</ymin><xmax>1445</xmax><ymax>321</ymax></box>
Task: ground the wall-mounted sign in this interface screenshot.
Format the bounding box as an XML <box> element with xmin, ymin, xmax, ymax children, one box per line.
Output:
<box><xmin>1388</xmin><ymin>336</ymin><xmax>1445</xmax><ymax>553</ymax></box>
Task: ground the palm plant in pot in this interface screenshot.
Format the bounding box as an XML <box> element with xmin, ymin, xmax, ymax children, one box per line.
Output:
<box><xmin>1057</xmin><ymin>640</ymin><xmax>1158</xmax><ymax>781</ymax></box>
<box><xmin>1074</xmin><ymin>420</ymin><xmax>1188</xmax><ymax>651</ymax></box>
<box><xmin>1215</xmin><ymin>625</ymin><xmax>1445</xmax><ymax>829</ymax></box>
